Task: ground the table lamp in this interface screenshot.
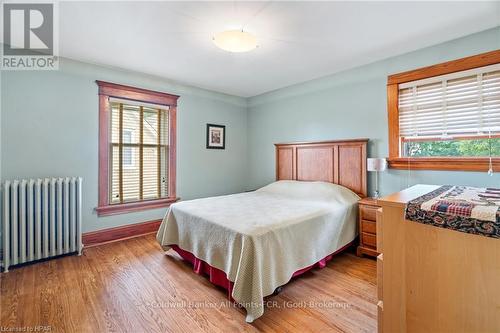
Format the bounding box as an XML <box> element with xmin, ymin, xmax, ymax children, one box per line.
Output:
<box><xmin>367</xmin><ymin>158</ymin><xmax>387</xmax><ymax>198</ymax></box>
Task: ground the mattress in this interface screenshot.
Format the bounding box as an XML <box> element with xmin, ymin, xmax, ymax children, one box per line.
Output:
<box><xmin>156</xmin><ymin>180</ymin><xmax>359</xmax><ymax>322</ymax></box>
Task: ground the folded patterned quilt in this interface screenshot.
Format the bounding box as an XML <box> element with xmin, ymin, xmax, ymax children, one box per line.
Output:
<box><xmin>405</xmin><ymin>185</ymin><xmax>500</xmax><ymax>239</ymax></box>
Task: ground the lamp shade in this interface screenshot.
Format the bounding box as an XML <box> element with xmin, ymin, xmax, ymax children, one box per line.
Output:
<box><xmin>367</xmin><ymin>158</ymin><xmax>387</xmax><ymax>172</ymax></box>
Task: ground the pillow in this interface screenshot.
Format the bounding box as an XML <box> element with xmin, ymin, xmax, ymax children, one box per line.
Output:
<box><xmin>256</xmin><ymin>180</ymin><xmax>360</xmax><ymax>204</ymax></box>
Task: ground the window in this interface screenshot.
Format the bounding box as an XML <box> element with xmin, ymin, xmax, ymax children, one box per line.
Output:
<box><xmin>110</xmin><ymin>100</ymin><xmax>169</xmax><ymax>203</ymax></box>
<box><xmin>96</xmin><ymin>81</ymin><xmax>179</xmax><ymax>216</ymax></box>
<box><xmin>387</xmin><ymin>50</ymin><xmax>500</xmax><ymax>171</ymax></box>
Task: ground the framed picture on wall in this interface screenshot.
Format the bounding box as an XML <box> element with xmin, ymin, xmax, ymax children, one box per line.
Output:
<box><xmin>206</xmin><ymin>124</ymin><xmax>226</xmax><ymax>149</ymax></box>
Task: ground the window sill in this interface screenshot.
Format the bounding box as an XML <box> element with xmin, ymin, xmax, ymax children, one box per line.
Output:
<box><xmin>96</xmin><ymin>197</ymin><xmax>179</xmax><ymax>217</ymax></box>
<box><xmin>388</xmin><ymin>157</ymin><xmax>500</xmax><ymax>172</ymax></box>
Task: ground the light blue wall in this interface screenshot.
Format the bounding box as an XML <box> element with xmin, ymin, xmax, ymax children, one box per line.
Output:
<box><xmin>247</xmin><ymin>27</ymin><xmax>500</xmax><ymax>196</ymax></box>
<box><xmin>2</xmin><ymin>28</ymin><xmax>500</xmax><ymax>234</ymax></box>
<box><xmin>1</xmin><ymin>58</ymin><xmax>248</xmax><ymax>232</ymax></box>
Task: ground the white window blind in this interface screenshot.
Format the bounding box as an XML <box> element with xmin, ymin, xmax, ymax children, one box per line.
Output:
<box><xmin>398</xmin><ymin>64</ymin><xmax>500</xmax><ymax>139</ymax></box>
<box><xmin>109</xmin><ymin>100</ymin><xmax>169</xmax><ymax>204</ymax></box>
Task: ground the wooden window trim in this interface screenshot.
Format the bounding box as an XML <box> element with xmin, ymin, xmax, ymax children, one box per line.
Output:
<box><xmin>387</xmin><ymin>49</ymin><xmax>500</xmax><ymax>171</ymax></box>
<box><xmin>96</xmin><ymin>81</ymin><xmax>179</xmax><ymax>216</ymax></box>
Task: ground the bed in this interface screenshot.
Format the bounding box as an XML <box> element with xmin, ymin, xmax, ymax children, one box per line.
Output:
<box><xmin>156</xmin><ymin>139</ymin><xmax>368</xmax><ymax>322</ymax></box>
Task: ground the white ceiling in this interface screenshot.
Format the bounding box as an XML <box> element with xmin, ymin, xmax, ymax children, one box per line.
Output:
<box><xmin>57</xmin><ymin>1</ymin><xmax>500</xmax><ymax>97</ymax></box>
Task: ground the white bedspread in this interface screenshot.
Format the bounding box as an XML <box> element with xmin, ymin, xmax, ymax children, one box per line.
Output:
<box><xmin>156</xmin><ymin>180</ymin><xmax>359</xmax><ymax>322</ymax></box>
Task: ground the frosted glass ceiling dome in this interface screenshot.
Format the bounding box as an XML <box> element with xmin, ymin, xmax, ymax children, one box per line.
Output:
<box><xmin>213</xmin><ymin>30</ymin><xmax>258</xmax><ymax>53</ymax></box>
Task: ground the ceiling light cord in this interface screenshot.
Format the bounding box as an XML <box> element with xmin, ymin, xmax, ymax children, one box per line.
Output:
<box><xmin>483</xmin><ymin>72</ymin><xmax>494</xmax><ymax>176</ymax></box>
<box><xmin>488</xmin><ymin>129</ymin><xmax>494</xmax><ymax>176</ymax></box>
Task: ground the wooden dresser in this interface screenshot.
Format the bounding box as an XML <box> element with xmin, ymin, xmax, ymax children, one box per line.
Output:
<box><xmin>377</xmin><ymin>185</ymin><xmax>500</xmax><ymax>333</ymax></box>
<box><xmin>357</xmin><ymin>197</ymin><xmax>380</xmax><ymax>258</ymax></box>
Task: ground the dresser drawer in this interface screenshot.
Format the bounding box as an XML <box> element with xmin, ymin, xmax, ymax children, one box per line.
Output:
<box><xmin>377</xmin><ymin>300</ymin><xmax>383</xmax><ymax>333</ymax></box>
<box><xmin>377</xmin><ymin>254</ymin><xmax>383</xmax><ymax>299</ymax></box>
<box><xmin>361</xmin><ymin>232</ymin><xmax>377</xmax><ymax>248</ymax></box>
<box><xmin>376</xmin><ymin>208</ymin><xmax>383</xmax><ymax>252</ymax></box>
<box><xmin>360</xmin><ymin>205</ymin><xmax>377</xmax><ymax>221</ymax></box>
<box><xmin>361</xmin><ymin>219</ymin><xmax>376</xmax><ymax>234</ymax></box>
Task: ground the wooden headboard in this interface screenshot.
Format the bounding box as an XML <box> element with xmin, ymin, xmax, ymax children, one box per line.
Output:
<box><xmin>275</xmin><ymin>139</ymin><xmax>368</xmax><ymax>197</ymax></box>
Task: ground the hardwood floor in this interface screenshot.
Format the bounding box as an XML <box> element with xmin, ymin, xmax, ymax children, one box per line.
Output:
<box><xmin>1</xmin><ymin>234</ymin><xmax>377</xmax><ymax>333</ymax></box>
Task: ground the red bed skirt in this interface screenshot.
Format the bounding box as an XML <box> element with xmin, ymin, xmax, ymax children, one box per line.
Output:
<box><xmin>170</xmin><ymin>241</ymin><xmax>354</xmax><ymax>300</ymax></box>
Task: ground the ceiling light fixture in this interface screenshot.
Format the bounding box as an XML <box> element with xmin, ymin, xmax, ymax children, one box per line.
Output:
<box><xmin>212</xmin><ymin>30</ymin><xmax>258</xmax><ymax>53</ymax></box>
